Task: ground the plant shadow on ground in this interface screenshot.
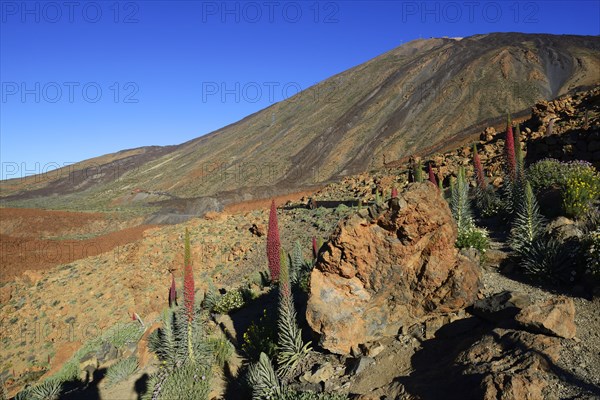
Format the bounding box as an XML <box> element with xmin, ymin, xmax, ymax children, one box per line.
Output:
<box><xmin>221</xmin><ymin>288</ymin><xmax>278</xmax><ymax>400</ymax></box>
<box><xmin>396</xmin><ymin>317</ymin><xmax>600</xmax><ymax>400</ymax></box>
<box><xmin>221</xmin><ymin>285</ymin><xmax>316</xmax><ymax>400</ymax></box>
<box><xmin>135</xmin><ymin>373</ymin><xmax>150</xmax><ymax>400</ymax></box>
<box><xmin>59</xmin><ymin>368</ymin><xmax>105</xmax><ymax>400</ymax></box>
<box><xmin>476</xmin><ymin>214</ymin><xmax>597</xmax><ymax>300</ymax></box>
<box><xmin>498</xmin><ymin>255</ymin><xmax>597</xmax><ymax>301</ymax></box>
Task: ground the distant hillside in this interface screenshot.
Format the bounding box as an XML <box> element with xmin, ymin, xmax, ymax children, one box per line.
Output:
<box><xmin>2</xmin><ymin>32</ymin><xmax>599</xmax><ymax>213</ymax></box>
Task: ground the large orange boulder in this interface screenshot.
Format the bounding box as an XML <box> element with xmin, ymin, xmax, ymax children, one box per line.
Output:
<box><xmin>306</xmin><ymin>182</ymin><xmax>482</xmax><ymax>354</ymax></box>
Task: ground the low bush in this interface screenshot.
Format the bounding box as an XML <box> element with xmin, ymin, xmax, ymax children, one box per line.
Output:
<box><xmin>475</xmin><ymin>186</ymin><xmax>502</xmax><ymax>217</ymax></box>
<box><xmin>563</xmin><ymin>173</ymin><xmax>600</xmax><ymax>218</ymax></box>
<box><xmin>527</xmin><ymin>159</ymin><xmax>600</xmax><ymax>218</ymax></box>
<box><xmin>456</xmin><ymin>225</ymin><xmax>490</xmax><ymax>254</ymax></box>
<box><xmin>527</xmin><ymin>158</ymin><xmax>565</xmax><ymax>193</ymax></box>
<box><xmin>242</xmin><ymin>309</ymin><xmax>278</xmax><ymax>361</ymax></box>
<box><xmin>212</xmin><ymin>290</ymin><xmax>245</xmax><ymax>314</ymax></box>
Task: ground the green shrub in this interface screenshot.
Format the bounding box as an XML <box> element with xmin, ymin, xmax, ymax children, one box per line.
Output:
<box><xmin>105</xmin><ymin>356</ymin><xmax>138</xmax><ymax>387</ymax></box>
<box><xmin>563</xmin><ymin>172</ymin><xmax>600</xmax><ymax>218</ymax></box>
<box><xmin>105</xmin><ymin>322</ymin><xmax>145</xmax><ymax>348</ymax></box>
<box><xmin>297</xmin><ymin>269</ymin><xmax>311</xmax><ymax>294</ymax></box>
<box><xmin>335</xmin><ymin>204</ymin><xmax>350</xmax><ymax>215</ymax></box>
<box><xmin>527</xmin><ymin>159</ymin><xmax>566</xmax><ymax>193</ymax></box>
<box><xmin>212</xmin><ymin>290</ymin><xmax>245</xmax><ymax>314</ymax></box>
<box><xmin>527</xmin><ymin>159</ymin><xmax>600</xmax><ymax>218</ymax></box>
<box><xmin>456</xmin><ymin>225</ymin><xmax>489</xmax><ymax>254</ymax></box>
<box><xmin>475</xmin><ymin>186</ymin><xmax>502</xmax><ymax>217</ymax></box>
<box><xmin>242</xmin><ymin>309</ymin><xmax>278</xmax><ymax>361</ymax></box>
<box><xmin>207</xmin><ymin>333</ymin><xmax>234</xmax><ymax>368</ymax></box>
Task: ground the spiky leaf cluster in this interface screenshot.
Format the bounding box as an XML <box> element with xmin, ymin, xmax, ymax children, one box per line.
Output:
<box><xmin>15</xmin><ymin>379</ymin><xmax>62</xmax><ymax>400</ymax></box>
<box><xmin>472</xmin><ymin>144</ymin><xmax>501</xmax><ymax>217</ymax></box>
<box><xmin>518</xmin><ymin>235</ymin><xmax>562</xmax><ymax>277</ymax></box>
<box><xmin>149</xmin><ymin>362</ymin><xmax>211</xmax><ymax>400</ymax></box>
<box><xmin>105</xmin><ymin>356</ymin><xmax>139</xmax><ymax>387</ymax></box>
<box><xmin>450</xmin><ymin>167</ymin><xmax>473</xmax><ymax>234</ymax></box>
<box><xmin>413</xmin><ymin>159</ymin><xmax>424</xmax><ymax>183</ymax></box>
<box><xmin>247</xmin><ymin>352</ymin><xmax>281</xmax><ymax>400</ymax></box>
<box><xmin>145</xmin><ymin>307</ymin><xmax>215</xmax><ymax>400</ymax></box>
<box><xmin>147</xmin><ymin>308</ymin><xmax>212</xmax><ymax>368</ymax></box>
<box><xmin>0</xmin><ymin>378</ymin><xmax>7</xmax><ymax>400</ymax></box>
<box><xmin>375</xmin><ymin>190</ymin><xmax>382</xmax><ymax>205</ymax></box>
<box><xmin>290</xmin><ymin>241</ymin><xmax>304</xmax><ymax>284</ymax></box>
<box><xmin>276</xmin><ymin>250</ymin><xmax>311</xmax><ymax>378</ymax></box>
<box><xmin>509</xmin><ymin>182</ymin><xmax>546</xmax><ymax>259</ymax></box>
<box><xmin>290</xmin><ymin>244</ymin><xmax>314</xmax><ymax>293</ymax></box>
<box><xmin>202</xmin><ymin>285</ymin><xmax>220</xmax><ymax>311</ymax></box>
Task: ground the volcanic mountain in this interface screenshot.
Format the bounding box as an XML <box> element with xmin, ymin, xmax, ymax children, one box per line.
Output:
<box><xmin>2</xmin><ymin>32</ymin><xmax>599</xmax><ymax>214</ymax></box>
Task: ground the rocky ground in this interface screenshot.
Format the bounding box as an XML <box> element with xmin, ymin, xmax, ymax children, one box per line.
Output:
<box><xmin>1</xmin><ymin>86</ymin><xmax>599</xmax><ymax>399</ymax></box>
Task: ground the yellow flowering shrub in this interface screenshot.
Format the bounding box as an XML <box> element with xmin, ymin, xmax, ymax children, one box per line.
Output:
<box><xmin>241</xmin><ymin>309</ymin><xmax>277</xmax><ymax>361</ymax></box>
<box><xmin>563</xmin><ymin>167</ymin><xmax>600</xmax><ymax>218</ymax></box>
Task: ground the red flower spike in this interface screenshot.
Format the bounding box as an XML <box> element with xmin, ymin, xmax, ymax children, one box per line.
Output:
<box><xmin>267</xmin><ymin>200</ymin><xmax>281</xmax><ymax>282</ymax></box>
<box><xmin>473</xmin><ymin>144</ymin><xmax>486</xmax><ymax>190</ymax></box>
<box><xmin>505</xmin><ymin>119</ymin><xmax>517</xmax><ymax>182</ymax></box>
<box><xmin>312</xmin><ymin>236</ymin><xmax>318</xmax><ymax>260</ymax></box>
<box><xmin>183</xmin><ymin>229</ymin><xmax>195</xmax><ymax>323</ymax></box>
<box><xmin>428</xmin><ymin>164</ymin><xmax>437</xmax><ymax>187</ymax></box>
<box><xmin>169</xmin><ymin>273</ymin><xmax>177</xmax><ymax>308</ymax></box>
<box><xmin>391</xmin><ymin>187</ymin><xmax>398</xmax><ymax>198</ymax></box>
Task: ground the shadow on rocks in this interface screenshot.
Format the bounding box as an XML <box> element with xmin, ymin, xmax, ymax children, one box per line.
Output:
<box><xmin>396</xmin><ymin>317</ymin><xmax>491</xmax><ymax>400</ymax></box>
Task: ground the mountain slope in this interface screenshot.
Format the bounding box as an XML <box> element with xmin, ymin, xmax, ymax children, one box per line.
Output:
<box><xmin>2</xmin><ymin>32</ymin><xmax>599</xmax><ymax>211</ymax></box>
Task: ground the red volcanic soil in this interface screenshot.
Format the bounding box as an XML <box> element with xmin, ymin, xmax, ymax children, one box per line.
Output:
<box><xmin>0</xmin><ymin>208</ymin><xmax>155</xmax><ymax>282</ymax></box>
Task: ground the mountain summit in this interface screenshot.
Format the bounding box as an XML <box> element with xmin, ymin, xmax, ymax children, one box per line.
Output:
<box><xmin>2</xmin><ymin>33</ymin><xmax>599</xmax><ymax>212</ymax></box>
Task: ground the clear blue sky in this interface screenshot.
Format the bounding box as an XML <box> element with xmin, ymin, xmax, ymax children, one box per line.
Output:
<box><xmin>1</xmin><ymin>0</ymin><xmax>599</xmax><ymax>178</ymax></box>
